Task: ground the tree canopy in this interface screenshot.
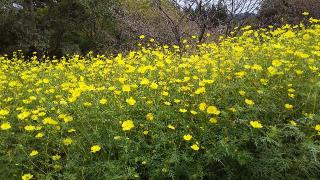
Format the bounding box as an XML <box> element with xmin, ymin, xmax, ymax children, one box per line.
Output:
<box><xmin>0</xmin><ymin>0</ymin><xmax>319</xmax><ymax>56</ymax></box>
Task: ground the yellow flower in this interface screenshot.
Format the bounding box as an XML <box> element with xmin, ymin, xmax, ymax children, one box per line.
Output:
<box><xmin>24</xmin><ymin>125</ymin><xmax>36</xmax><ymax>131</ymax></box>
<box><xmin>1</xmin><ymin>122</ymin><xmax>11</xmax><ymax>130</ymax></box>
<box><xmin>288</xmin><ymin>88</ymin><xmax>295</xmax><ymax>93</ymax></box>
<box><xmin>167</xmin><ymin>124</ymin><xmax>175</xmax><ymax>130</ymax></box>
<box><xmin>284</xmin><ymin>104</ymin><xmax>293</xmax><ymax>110</ymax></box>
<box><xmin>43</xmin><ymin>78</ymin><xmax>50</xmax><ymax>83</ymax></box>
<box><xmin>250</xmin><ymin>121</ymin><xmax>263</xmax><ymax>129</ymax></box>
<box><xmin>174</xmin><ymin>99</ymin><xmax>181</xmax><ymax>103</ymax></box>
<box><xmin>126</xmin><ymin>97</ymin><xmax>136</xmax><ymax>106</ymax></box>
<box><xmin>150</xmin><ymin>82</ymin><xmax>158</xmax><ymax>89</ymax></box>
<box><xmin>58</xmin><ymin>114</ymin><xmax>73</xmax><ymax>123</ymax></box>
<box><xmin>63</xmin><ymin>138</ymin><xmax>73</xmax><ymax>145</ymax></box>
<box><xmin>43</xmin><ymin>117</ymin><xmax>58</xmax><ymax>125</ymax></box>
<box><xmin>143</xmin><ymin>130</ymin><xmax>149</xmax><ymax>135</ymax></box>
<box><xmin>290</xmin><ymin>120</ymin><xmax>297</xmax><ymax>126</ymax></box>
<box><xmin>252</xmin><ymin>64</ymin><xmax>262</xmax><ymax>71</ymax></box>
<box><xmin>114</xmin><ymin>90</ymin><xmax>121</xmax><ymax>95</ymax></box>
<box><xmin>0</xmin><ymin>109</ymin><xmax>9</xmax><ymax>116</ymax></box>
<box><xmin>30</xmin><ymin>150</ymin><xmax>39</xmax><ymax>156</ymax></box>
<box><xmin>195</xmin><ymin>87</ymin><xmax>206</xmax><ymax>94</ymax></box>
<box><xmin>146</xmin><ymin>113</ymin><xmax>154</xmax><ymax>121</ymax></box>
<box><xmin>68</xmin><ymin>128</ymin><xmax>76</xmax><ymax>133</ymax></box>
<box><xmin>90</xmin><ymin>145</ymin><xmax>102</xmax><ymax>153</ymax></box>
<box><xmin>239</xmin><ymin>91</ymin><xmax>246</xmax><ymax>96</ymax></box>
<box><xmin>161</xmin><ymin>91</ymin><xmax>169</xmax><ymax>96</ymax></box>
<box><xmin>288</xmin><ymin>93</ymin><xmax>295</xmax><ymax>98</ymax></box>
<box><xmin>191</xmin><ymin>144</ymin><xmax>200</xmax><ymax>151</ymax></box>
<box><xmin>209</xmin><ymin>118</ymin><xmax>218</xmax><ymax>124</ymax></box>
<box><xmin>190</xmin><ymin>110</ymin><xmax>198</xmax><ymax>115</ymax></box>
<box><xmin>199</xmin><ymin>102</ymin><xmax>207</xmax><ymax>111</ymax></box>
<box><xmin>8</xmin><ymin>81</ymin><xmax>18</xmax><ymax>87</ymax></box>
<box><xmin>140</xmin><ymin>78</ymin><xmax>150</xmax><ymax>85</ymax></box>
<box><xmin>118</xmin><ymin>77</ymin><xmax>127</xmax><ymax>84</ymax></box>
<box><xmin>122</xmin><ymin>85</ymin><xmax>131</xmax><ymax>92</ymax></box>
<box><xmin>303</xmin><ymin>34</ymin><xmax>311</xmax><ymax>41</ymax></box>
<box><xmin>52</xmin><ymin>154</ymin><xmax>61</xmax><ymax>161</ymax></box>
<box><xmin>164</xmin><ymin>101</ymin><xmax>171</xmax><ymax>106</ymax></box>
<box><xmin>272</xmin><ymin>60</ymin><xmax>282</xmax><ymax>67</ymax></box>
<box><xmin>22</xmin><ymin>173</ymin><xmax>33</xmax><ymax>180</ymax></box>
<box><xmin>179</xmin><ymin>108</ymin><xmax>187</xmax><ymax>113</ymax></box>
<box><xmin>35</xmin><ymin>132</ymin><xmax>44</xmax><ymax>138</ymax></box>
<box><xmin>245</xmin><ymin>99</ymin><xmax>255</xmax><ymax>106</ymax></box>
<box><xmin>206</xmin><ymin>106</ymin><xmax>220</xmax><ymax>115</ymax></box>
<box><xmin>139</xmin><ymin>35</ymin><xmax>145</xmax><ymax>39</ymax></box>
<box><xmin>228</xmin><ymin>108</ymin><xmax>236</xmax><ymax>112</ymax></box>
<box><xmin>295</xmin><ymin>70</ymin><xmax>303</xmax><ymax>75</ymax></box>
<box><xmin>122</xmin><ymin>120</ymin><xmax>134</xmax><ymax>131</ymax></box>
<box><xmin>83</xmin><ymin>102</ymin><xmax>92</xmax><ymax>106</ymax></box>
<box><xmin>302</xmin><ymin>12</ymin><xmax>309</xmax><ymax>16</ymax></box>
<box><xmin>315</xmin><ymin>124</ymin><xmax>320</xmax><ymax>131</ymax></box>
<box><xmin>31</xmin><ymin>115</ymin><xmax>39</xmax><ymax>120</ymax></box>
<box><xmin>99</xmin><ymin>98</ymin><xmax>108</xmax><ymax>104</ymax></box>
<box><xmin>183</xmin><ymin>134</ymin><xmax>192</xmax><ymax>141</ymax></box>
<box><xmin>17</xmin><ymin>111</ymin><xmax>31</xmax><ymax>120</ymax></box>
<box><xmin>38</xmin><ymin>112</ymin><xmax>46</xmax><ymax>117</ymax></box>
<box><xmin>235</xmin><ymin>71</ymin><xmax>246</xmax><ymax>78</ymax></box>
<box><xmin>260</xmin><ymin>79</ymin><xmax>268</xmax><ymax>85</ymax></box>
<box><xmin>267</xmin><ymin>66</ymin><xmax>277</xmax><ymax>75</ymax></box>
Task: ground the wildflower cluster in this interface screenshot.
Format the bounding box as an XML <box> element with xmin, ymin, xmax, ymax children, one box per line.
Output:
<box><xmin>1</xmin><ymin>19</ymin><xmax>320</xmax><ymax>179</ymax></box>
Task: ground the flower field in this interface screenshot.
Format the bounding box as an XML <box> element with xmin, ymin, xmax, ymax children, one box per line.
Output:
<box><xmin>1</xmin><ymin>19</ymin><xmax>320</xmax><ymax>179</ymax></box>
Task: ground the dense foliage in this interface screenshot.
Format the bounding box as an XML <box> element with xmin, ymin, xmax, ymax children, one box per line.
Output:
<box><xmin>1</xmin><ymin>0</ymin><xmax>319</xmax><ymax>56</ymax></box>
<box><xmin>0</xmin><ymin>0</ymin><xmax>122</xmax><ymax>55</ymax></box>
<box><xmin>1</xmin><ymin>18</ymin><xmax>320</xmax><ymax>179</ymax></box>
<box><xmin>259</xmin><ymin>0</ymin><xmax>320</xmax><ymax>26</ymax></box>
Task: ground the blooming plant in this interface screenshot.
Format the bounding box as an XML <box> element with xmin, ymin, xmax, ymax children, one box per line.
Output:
<box><xmin>0</xmin><ymin>19</ymin><xmax>320</xmax><ymax>179</ymax></box>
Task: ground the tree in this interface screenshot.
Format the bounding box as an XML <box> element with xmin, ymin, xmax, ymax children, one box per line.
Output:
<box><xmin>78</xmin><ymin>0</ymin><xmax>121</xmax><ymax>53</ymax></box>
<box><xmin>219</xmin><ymin>0</ymin><xmax>262</xmax><ymax>35</ymax></box>
<box><xmin>0</xmin><ymin>0</ymin><xmax>39</xmax><ymax>54</ymax></box>
<box><xmin>184</xmin><ymin>0</ymin><xmax>228</xmax><ymax>42</ymax></box>
<box><xmin>113</xmin><ymin>0</ymin><xmax>177</xmax><ymax>47</ymax></box>
<box><xmin>259</xmin><ymin>0</ymin><xmax>320</xmax><ymax>26</ymax></box>
<box><xmin>0</xmin><ymin>0</ymin><xmax>121</xmax><ymax>56</ymax></box>
<box><xmin>150</xmin><ymin>0</ymin><xmax>259</xmax><ymax>44</ymax></box>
